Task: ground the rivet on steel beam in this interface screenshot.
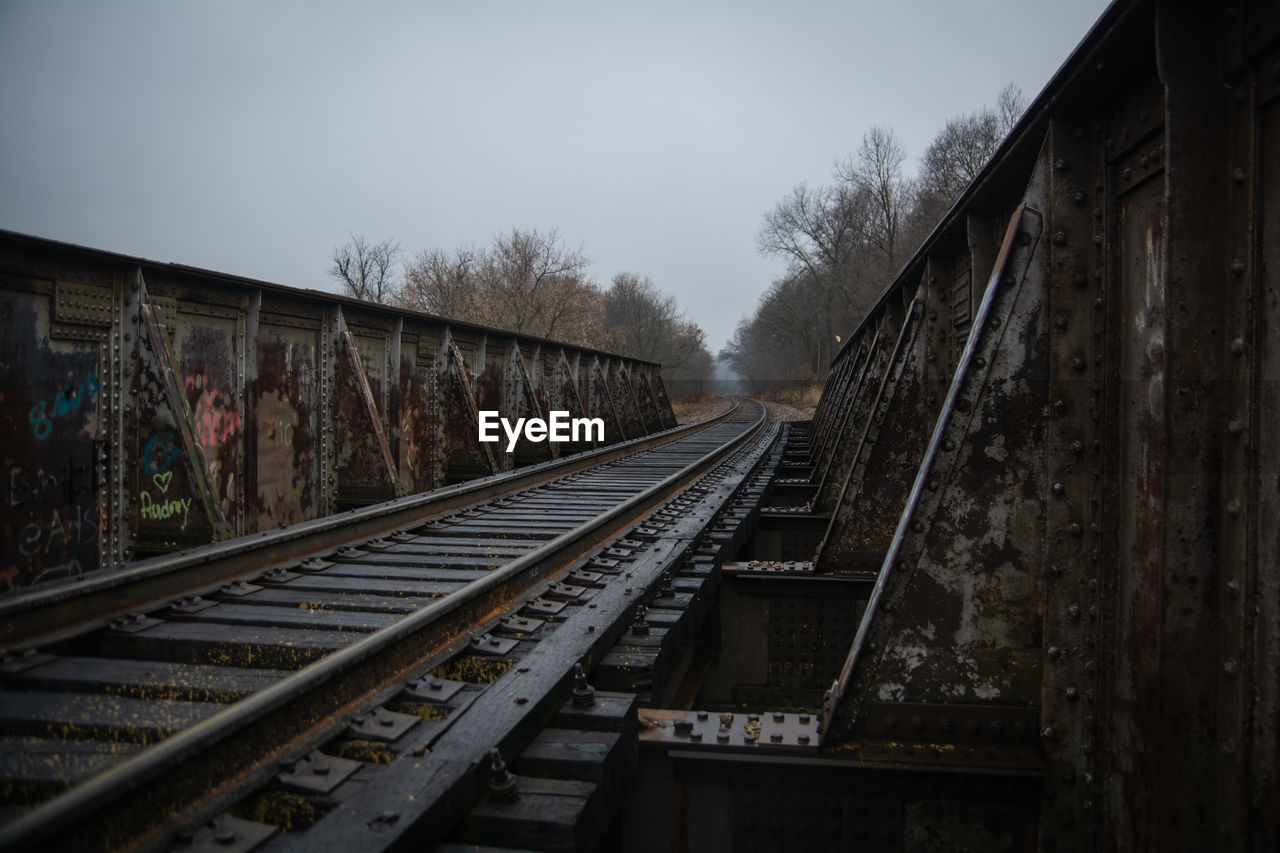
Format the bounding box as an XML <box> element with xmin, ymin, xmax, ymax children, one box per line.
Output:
<box><xmin>990</xmin><ymin>720</ymin><xmax>1005</xmax><ymax>734</ymax></box>
<box><xmin>1054</xmin><ymin>314</ymin><xmax>1068</xmax><ymax>331</ymax></box>
<box><xmin>1226</xmin><ymin>579</ymin><xmax>1240</xmax><ymax>598</ymax></box>
<box><xmin>1054</xmin><ymin>158</ymin><xmax>1069</xmax><ymax>172</ymax></box>
<box><xmin>1052</xmin><ymin>231</ymin><xmax>1068</xmax><ymax>246</ymax></box>
<box><xmin>1230</xmin><ymin>338</ymin><xmax>1245</xmax><ymax>357</ymax></box>
<box><xmin>1052</xmin><ymin>482</ymin><xmax>1065</xmax><ymax>496</ymax></box>
<box><xmin>942</xmin><ymin>439</ymin><xmax>956</xmax><ymax>451</ymax></box>
<box><xmin>1066</xmin><ymin>687</ymin><xmax>1079</xmax><ymax>701</ymax></box>
<box><xmin>1018</xmin><ymin>231</ymin><xmax>1032</xmax><ymax>246</ymax></box>
<box><xmin>1226</xmin><ymin>500</ymin><xmax>1241</xmax><ymax>517</ymax></box>
<box><xmin>1228</xmin><ymin>419</ymin><xmax>1244</xmax><ymax>436</ymax></box>
<box><xmin>1068</xmin><ymin>604</ymin><xmax>1081</xmax><ymax>620</ymax></box>
<box><xmin>974</xmin><ymin>356</ymin><xmax>987</xmax><ymax>368</ymax></box>
<box><xmin>1068</xmin><ymin>523</ymin><xmax>1083</xmax><ymax>538</ymax></box>
<box><xmin>1042</xmin><ymin>727</ymin><xmax>1058</xmax><ymax>740</ymax></box>
<box><xmin>1053</xmin><ymin>399</ymin><xmax>1067</xmax><ymax>415</ymax></box>
<box><xmin>1071</xmin><ymin>190</ymin><xmax>1086</xmax><ymax>204</ymax></box>
<box><xmin>965</xmin><ymin>718</ymin><xmax>980</xmax><ymax>734</ymax></box>
<box><xmin>1047</xmin><ymin>646</ymin><xmax>1061</xmax><ymax>661</ymax></box>
<box><xmin>1070</xmin><ymin>357</ymin><xmax>1086</xmax><ymax>373</ymax></box>
<box><xmin>1223</xmin><ymin>660</ymin><xmax>1238</xmax><ymax>678</ymax></box>
<box><xmin>1123</xmin><ymin>168</ymin><xmax>1132</xmax><ymax>182</ymax></box>
<box><xmin>1233</xmin><ymin>167</ymin><xmax>1246</xmax><ymax>184</ymax></box>
<box><xmin>1230</xmin><ymin>258</ymin><xmax>1246</xmax><ymax>275</ymax></box>
<box><xmin>1070</xmin><ymin>439</ymin><xmax>1084</xmax><ymax>455</ymax></box>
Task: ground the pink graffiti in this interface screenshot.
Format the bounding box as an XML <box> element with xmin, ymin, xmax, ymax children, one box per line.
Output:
<box><xmin>192</xmin><ymin>389</ymin><xmax>242</xmax><ymax>448</ymax></box>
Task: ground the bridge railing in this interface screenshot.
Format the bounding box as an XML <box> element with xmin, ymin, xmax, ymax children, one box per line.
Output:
<box><xmin>804</xmin><ymin>1</ymin><xmax>1279</xmax><ymax>848</ymax></box>
<box><xmin>0</xmin><ymin>232</ymin><xmax>675</xmax><ymax>588</ymax></box>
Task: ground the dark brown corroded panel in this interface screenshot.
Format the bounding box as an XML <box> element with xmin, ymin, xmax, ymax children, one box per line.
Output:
<box><xmin>440</xmin><ymin>332</ymin><xmax>497</xmax><ymax>483</ymax></box>
<box><xmin>253</xmin><ymin>323</ymin><xmax>320</xmax><ymax>531</ymax></box>
<box><xmin>132</xmin><ymin>297</ymin><xmax>232</xmax><ymax>555</ymax></box>
<box><xmin>501</xmin><ymin>340</ymin><xmax>554</xmax><ymax>468</ymax></box>
<box><xmin>545</xmin><ymin>349</ymin><xmax>594</xmax><ymax>455</ymax></box>
<box><xmin>825</xmin><ymin>199</ymin><xmax>1046</xmax><ymax>737</ymax></box>
<box><xmin>0</xmin><ymin>286</ymin><xmax>101</xmax><ymax>589</ymax></box>
<box><xmin>331</xmin><ymin>319</ymin><xmax>398</xmax><ymax>508</ymax></box>
<box><xmin>172</xmin><ymin>309</ymin><xmax>243</xmax><ymax>534</ymax></box>
<box><xmin>584</xmin><ymin>357</ymin><xmax>624</xmax><ymax>445</ymax></box>
<box><xmin>647</xmin><ymin>370</ymin><xmax>678</xmax><ymax>430</ymax></box>
<box><xmin>815</xmin><ymin>299</ymin><xmax>931</xmax><ymax>574</ymax></box>
<box><xmin>813</xmin><ymin>328</ymin><xmax>889</xmax><ymax>512</ymax></box>
<box><xmin>629</xmin><ymin>365</ymin><xmax>662</xmax><ymax>433</ymax></box>
<box><xmin>394</xmin><ymin>340</ymin><xmax>438</xmax><ymax>495</ymax></box>
<box><xmin>608</xmin><ymin>361</ymin><xmax>646</xmax><ymax>440</ymax></box>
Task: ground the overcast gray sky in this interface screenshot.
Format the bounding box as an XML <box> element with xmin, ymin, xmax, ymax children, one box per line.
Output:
<box><xmin>0</xmin><ymin>0</ymin><xmax>1111</xmax><ymax>354</ymax></box>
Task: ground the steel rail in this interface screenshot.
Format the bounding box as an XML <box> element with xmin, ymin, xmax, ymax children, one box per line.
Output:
<box><xmin>817</xmin><ymin>205</ymin><xmax>1028</xmax><ymax>743</ymax></box>
<box><xmin>0</xmin><ymin>401</ymin><xmax>741</xmax><ymax>651</ymax></box>
<box><xmin>0</xmin><ymin>401</ymin><xmax>766</xmax><ymax>851</ymax></box>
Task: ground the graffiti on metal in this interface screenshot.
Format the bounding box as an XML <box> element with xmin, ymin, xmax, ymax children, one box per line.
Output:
<box><xmin>0</xmin><ymin>234</ymin><xmax>675</xmax><ymax>586</ymax></box>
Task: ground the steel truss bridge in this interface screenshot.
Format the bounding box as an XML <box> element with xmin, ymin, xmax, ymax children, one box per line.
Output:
<box><xmin>0</xmin><ymin>1</ymin><xmax>1276</xmax><ymax>850</ymax></box>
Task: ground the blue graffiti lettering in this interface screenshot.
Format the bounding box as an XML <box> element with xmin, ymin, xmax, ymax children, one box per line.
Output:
<box><xmin>143</xmin><ymin>432</ymin><xmax>183</xmax><ymax>475</ymax></box>
<box><xmin>29</xmin><ymin>371</ymin><xmax>99</xmax><ymax>440</ymax></box>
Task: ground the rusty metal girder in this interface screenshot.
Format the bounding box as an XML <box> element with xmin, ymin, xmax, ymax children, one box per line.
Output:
<box><xmin>813</xmin><ymin>328</ymin><xmax>889</xmax><ymax>511</ymax></box>
<box><xmin>608</xmin><ymin>360</ymin><xmax>648</xmax><ymax>440</ymax></box>
<box><xmin>814</xmin><ymin>297</ymin><xmax>928</xmax><ymax>574</ymax></box>
<box><xmin>799</xmin><ymin>4</ymin><xmax>1279</xmax><ymax>848</ymax></box>
<box><xmin>0</xmin><ymin>235</ymin><xmax>675</xmax><ymax>589</ymax></box>
<box><xmin>584</xmin><ymin>356</ymin><xmax>626</xmax><ymax>445</ymax></box>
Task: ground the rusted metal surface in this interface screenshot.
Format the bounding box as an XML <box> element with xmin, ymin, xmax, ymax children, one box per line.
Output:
<box><xmin>584</xmin><ymin>356</ymin><xmax>626</xmax><ymax>445</ymax></box>
<box><xmin>769</xmin><ymin>1</ymin><xmax>1280</xmax><ymax>849</ymax></box>
<box><xmin>814</xmin><ymin>298</ymin><xmax>929</xmax><ymax>573</ymax></box>
<box><xmin>608</xmin><ymin>360</ymin><xmax>649</xmax><ymax>440</ymax></box>
<box><xmin>0</xmin><ymin>236</ymin><xmax>675</xmax><ymax>588</ymax></box>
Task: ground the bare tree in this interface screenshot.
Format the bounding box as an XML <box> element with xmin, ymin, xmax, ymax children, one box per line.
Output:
<box><xmin>757</xmin><ymin>182</ymin><xmax>869</xmax><ymax>282</ymax></box>
<box><xmin>479</xmin><ymin>227</ymin><xmax>594</xmax><ymax>340</ymax></box>
<box><xmin>398</xmin><ymin>246</ymin><xmax>481</xmax><ymax>318</ymax></box>
<box><xmin>995</xmin><ymin>83</ymin><xmax>1027</xmax><ymax>134</ymax></box>
<box><xmin>601</xmin><ymin>273</ymin><xmax>712</xmax><ymax>380</ymax></box>
<box><xmin>911</xmin><ymin>83</ymin><xmax>1029</xmax><ymax>235</ymax></box>
<box><xmin>603</xmin><ymin>273</ymin><xmax>679</xmax><ymax>362</ymax></box>
<box><xmin>329</xmin><ymin>233</ymin><xmax>402</xmax><ymax>303</ymax></box>
<box><xmin>836</xmin><ymin>125</ymin><xmax>911</xmax><ymax>271</ymax></box>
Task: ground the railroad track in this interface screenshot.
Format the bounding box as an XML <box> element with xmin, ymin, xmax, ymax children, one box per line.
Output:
<box><xmin>0</xmin><ymin>398</ymin><xmax>777</xmax><ymax>851</ymax></box>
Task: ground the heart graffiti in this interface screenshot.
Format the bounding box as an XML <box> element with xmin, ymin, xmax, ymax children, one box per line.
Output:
<box><xmin>153</xmin><ymin>471</ymin><xmax>173</xmax><ymax>493</ymax></box>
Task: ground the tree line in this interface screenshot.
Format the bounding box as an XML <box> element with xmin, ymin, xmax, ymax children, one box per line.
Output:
<box><xmin>721</xmin><ymin>84</ymin><xmax>1026</xmax><ymax>386</ymax></box>
<box><xmin>328</xmin><ymin>227</ymin><xmax>714</xmax><ymax>392</ymax></box>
